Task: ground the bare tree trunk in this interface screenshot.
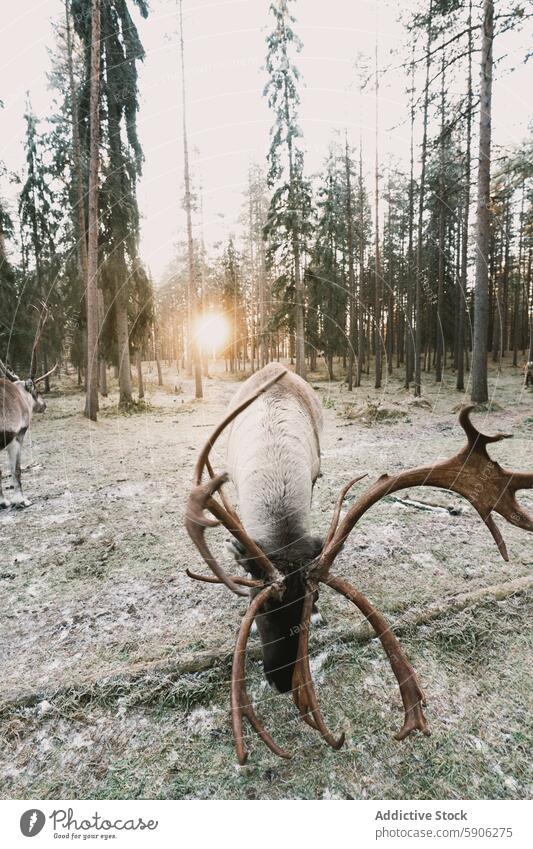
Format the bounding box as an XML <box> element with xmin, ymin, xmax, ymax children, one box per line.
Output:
<box><xmin>84</xmin><ymin>0</ymin><xmax>100</xmax><ymax>421</ymax></box>
<box><xmin>457</xmin><ymin>2</ymin><xmax>473</xmax><ymax>393</ymax></box>
<box><xmin>97</xmin><ymin>288</ymin><xmax>107</xmax><ymax>396</ymax></box>
<box><xmin>356</xmin><ymin>138</ymin><xmax>365</xmax><ymax>388</ymax></box>
<box><xmin>136</xmin><ymin>350</ymin><xmax>144</xmax><ymax>399</ymax></box>
<box><xmin>513</xmin><ymin>183</ymin><xmax>525</xmax><ymax>367</ymax></box>
<box><xmin>471</xmin><ymin>0</ymin><xmax>494</xmax><ymax>404</ymax></box>
<box><xmin>414</xmin><ymin>0</ymin><xmax>433</xmax><ymax>397</ymax></box>
<box><xmin>345</xmin><ymin>136</ymin><xmax>356</xmax><ymax>391</ymax></box>
<box><xmin>65</xmin><ymin>0</ymin><xmax>88</xmax><ymax>281</ymax></box>
<box><xmin>178</xmin><ymin>0</ymin><xmax>202</xmax><ymax>398</ymax></box>
<box><xmin>114</xmin><ymin>245</ymin><xmax>133</xmax><ymax>406</ymax></box>
<box><xmin>374</xmin><ymin>40</ymin><xmax>382</xmax><ymax>390</ymax></box>
<box><xmin>435</xmin><ymin>47</ymin><xmax>446</xmax><ymax>383</ymax></box>
<box><xmin>152</xmin><ymin>323</ymin><xmax>163</xmax><ymax>386</ymax></box>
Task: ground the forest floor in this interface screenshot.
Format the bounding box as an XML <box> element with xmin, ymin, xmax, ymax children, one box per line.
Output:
<box><xmin>1</xmin><ymin>358</ymin><xmax>532</xmax><ymax>800</ymax></box>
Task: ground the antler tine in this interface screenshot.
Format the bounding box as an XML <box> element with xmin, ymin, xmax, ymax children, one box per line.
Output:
<box><xmin>231</xmin><ymin>585</ymin><xmax>291</xmax><ymax>764</ymax></box>
<box><xmin>316</xmin><ymin>406</ymin><xmax>533</xmax><ymax>574</ymax></box>
<box><xmin>185</xmin><ymin>473</ymin><xmax>249</xmax><ymax>597</ymax></box>
<box><xmin>34</xmin><ymin>362</ymin><xmax>58</xmax><ymax>384</ymax></box>
<box><xmin>185</xmin><ymin>569</ymin><xmax>263</xmax><ymax>588</ymax></box>
<box><xmin>458</xmin><ymin>404</ymin><xmax>512</xmax><ymax>447</ymax></box>
<box><xmin>323</xmin><ymin>474</ymin><xmax>368</xmax><ymax>549</ymax></box>
<box><xmin>0</xmin><ymin>357</ymin><xmax>20</xmax><ymax>382</ymax></box>
<box><xmin>291</xmin><ymin>592</ymin><xmax>345</xmax><ymax>749</ymax></box>
<box><xmin>324</xmin><ymin>575</ymin><xmax>430</xmax><ymax>741</ymax></box>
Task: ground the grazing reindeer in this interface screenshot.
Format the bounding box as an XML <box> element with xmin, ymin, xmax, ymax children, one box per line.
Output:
<box><xmin>186</xmin><ymin>368</ymin><xmax>533</xmax><ymax>764</ymax></box>
<box><xmin>0</xmin><ymin>309</ymin><xmax>55</xmax><ymax>508</ymax></box>
<box><xmin>226</xmin><ymin>364</ymin><xmax>324</xmax><ymax>692</ymax></box>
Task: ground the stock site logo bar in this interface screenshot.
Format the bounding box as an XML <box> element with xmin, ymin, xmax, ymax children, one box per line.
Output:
<box><xmin>20</xmin><ymin>810</ymin><xmax>46</xmax><ymax>838</ymax></box>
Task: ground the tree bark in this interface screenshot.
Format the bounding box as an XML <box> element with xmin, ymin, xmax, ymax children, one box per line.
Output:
<box><xmin>136</xmin><ymin>350</ymin><xmax>144</xmax><ymax>399</ymax></box>
<box><xmin>471</xmin><ymin>0</ymin><xmax>494</xmax><ymax>404</ymax></box>
<box><xmin>414</xmin><ymin>0</ymin><xmax>433</xmax><ymax>398</ymax></box>
<box><xmin>457</xmin><ymin>2</ymin><xmax>473</xmax><ymax>393</ymax></box>
<box><xmin>374</xmin><ymin>41</ymin><xmax>382</xmax><ymax>389</ymax></box>
<box><xmin>345</xmin><ymin>136</ymin><xmax>356</xmax><ymax>391</ymax></box>
<box><xmin>178</xmin><ymin>0</ymin><xmax>203</xmax><ymax>398</ymax></box>
<box><xmin>84</xmin><ymin>0</ymin><xmax>100</xmax><ymax>421</ymax></box>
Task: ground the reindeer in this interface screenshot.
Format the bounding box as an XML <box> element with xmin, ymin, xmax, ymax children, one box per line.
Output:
<box><xmin>226</xmin><ymin>363</ymin><xmax>324</xmax><ymax>692</ymax></box>
<box><xmin>185</xmin><ymin>366</ymin><xmax>533</xmax><ymax>764</ymax></box>
<box><xmin>0</xmin><ymin>309</ymin><xmax>55</xmax><ymax>508</ymax></box>
<box><xmin>524</xmin><ymin>361</ymin><xmax>533</xmax><ymax>388</ymax></box>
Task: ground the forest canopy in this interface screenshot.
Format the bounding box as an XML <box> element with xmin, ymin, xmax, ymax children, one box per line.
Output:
<box><xmin>0</xmin><ymin>0</ymin><xmax>531</xmax><ymax>413</ymax></box>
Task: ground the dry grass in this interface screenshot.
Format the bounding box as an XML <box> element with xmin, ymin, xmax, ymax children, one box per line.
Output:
<box><xmin>0</xmin><ymin>358</ymin><xmax>531</xmax><ymax>799</ymax></box>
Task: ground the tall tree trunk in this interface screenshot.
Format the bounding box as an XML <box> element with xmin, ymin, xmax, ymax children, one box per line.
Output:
<box><xmin>435</xmin><ymin>47</ymin><xmax>446</xmax><ymax>383</ymax></box>
<box><xmin>98</xmin><ymin>288</ymin><xmax>107</xmax><ymax>397</ymax></box>
<box><xmin>471</xmin><ymin>0</ymin><xmax>494</xmax><ymax>404</ymax></box>
<box><xmin>457</xmin><ymin>5</ymin><xmax>473</xmax><ymax>393</ymax></box>
<box><xmin>406</xmin><ymin>51</ymin><xmax>415</xmax><ymax>389</ymax></box>
<box><xmin>84</xmin><ymin>0</ymin><xmax>100</xmax><ymax>421</ymax></box>
<box><xmin>179</xmin><ymin>0</ymin><xmax>203</xmax><ymax>398</ymax></box>
<box><xmin>356</xmin><ymin>138</ymin><xmax>365</xmax><ymax>388</ymax></box>
<box><xmin>136</xmin><ymin>350</ymin><xmax>144</xmax><ymax>399</ymax></box>
<box><xmin>65</xmin><ymin>0</ymin><xmax>88</xmax><ymax>281</ymax></box>
<box><xmin>152</xmin><ymin>323</ymin><xmax>163</xmax><ymax>386</ymax></box>
<box><xmin>513</xmin><ymin>183</ymin><xmax>525</xmax><ymax>367</ymax></box>
<box><xmin>374</xmin><ymin>40</ymin><xmax>382</xmax><ymax>389</ymax></box>
<box><xmin>114</xmin><ymin>245</ymin><xmax>133</xmax><ymax>405</ymax></box>
<box><xmin>345</xmin><ymin>136</ymin><xmax>356</xmax><ymax>391</ymax></box>
<box><xmin>414</xmin><ymin>0</ymin><xmax>433</xmax><ymax>398</ymax></box>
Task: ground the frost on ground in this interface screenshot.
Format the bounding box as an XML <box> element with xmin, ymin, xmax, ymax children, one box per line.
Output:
<box><xmin>0</xmin><ymin>361</ymin><xmax>531</xmax><ymax>799</ymax></box>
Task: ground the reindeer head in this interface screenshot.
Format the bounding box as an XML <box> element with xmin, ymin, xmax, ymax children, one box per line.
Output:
<box><xmin>185</xmin><ymin>372</ymin><xmax>533</xmax><ymax>764</ymax></box>
<box><xmin>23</xmin><ymin>378</ymin><xmax>47</xmax><ymax>413</ymax></box>
<box><xmin>229</xmin><ymin>531</ymin><xmax>324</xmax><ymax>692</ymax></box>
<box><xmin>0</xmin><ymin>363</ymin><xmax>54</xmax><ymax>413</ymax></box>
<box><xmin>0</xmin><ymin>304</ymin><xmax>56</xmax><ymax>413</ymax></box>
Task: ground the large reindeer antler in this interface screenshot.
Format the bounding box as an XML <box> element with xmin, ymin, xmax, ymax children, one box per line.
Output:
<box><xmin>186</xmin><ymin>394</ymin><xmax>533</xmax><ymax>763</ymax></box>
<box><xmin>316</xmin><ymin>405</ymin><xmax>533</xmax><ymax>572</ymax></box>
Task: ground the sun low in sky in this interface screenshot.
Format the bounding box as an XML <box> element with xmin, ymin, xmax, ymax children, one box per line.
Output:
<box><xmin>193</xmin><ymin>311</ymin><xmax>230</xmax><ymax>355</ymax></box>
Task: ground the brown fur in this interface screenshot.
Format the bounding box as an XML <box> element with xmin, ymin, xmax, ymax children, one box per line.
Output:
<box><xmin>0</xmin><ymin>379</ymin><xmax>32</xmax><ymax>436</ymax></box>
<box><xmin>0</xmin><ymin>377</ymin><xmax>45</xmax><ymax>508</ymax></box>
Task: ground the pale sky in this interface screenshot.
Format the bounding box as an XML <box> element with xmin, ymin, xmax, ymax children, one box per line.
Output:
<box><xmin>0</xmin><ymin>0</ymin><xmax>531</xmax><ymax>280</ymax></box>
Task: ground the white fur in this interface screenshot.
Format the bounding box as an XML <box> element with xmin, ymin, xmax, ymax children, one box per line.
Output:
<box><xmin>226</xmin><ymin>365</ymin><xmax>322</xmax><ymax>558</ymax></box>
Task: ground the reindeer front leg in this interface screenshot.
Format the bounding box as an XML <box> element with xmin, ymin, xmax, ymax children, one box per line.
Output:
<box><xmin>7</xmin><ymin>435</ymin><xmax>31</xmax><ymax>508</ymax></box>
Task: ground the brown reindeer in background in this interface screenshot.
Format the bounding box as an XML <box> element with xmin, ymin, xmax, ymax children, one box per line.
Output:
<box><xmin>185</xmin><ymin>365</ymin><xmax>533</xmax><ymax>764</ymax></box>
<box><xmin>0</xmin><ymin>307</ymin><xmax>55</xmax><ymax>508</ymax></box>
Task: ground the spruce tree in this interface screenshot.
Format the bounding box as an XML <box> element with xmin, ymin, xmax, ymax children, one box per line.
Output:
<box><xmin>263</xmin><ymin>0</ymin><xmax>310</xmax><ymax>378</ymax></box>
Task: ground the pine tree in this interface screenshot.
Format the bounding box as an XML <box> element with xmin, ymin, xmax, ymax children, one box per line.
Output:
<box><xmin>263</xmin><ymin>0</ymin><xmax>310</xmax><ymax>377</ymax></box>
<box><xmin>71</xmin><ymin>0</ymin><xmax>149</xmax><ymax>408</ymax></box>
<box><xmin>19</xmin><ymin>104</ymin><xmax>59</xmax><ymax>391</ymax></box>
<box><xmin>84</xmin><ymin>0</ymin><xmax>100</xmax><ymax>419</ymax></box>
